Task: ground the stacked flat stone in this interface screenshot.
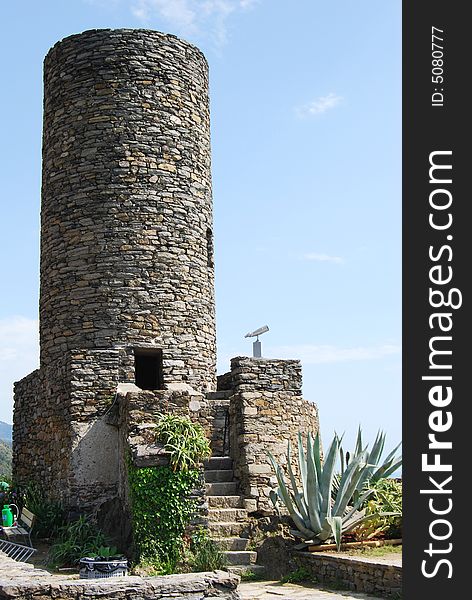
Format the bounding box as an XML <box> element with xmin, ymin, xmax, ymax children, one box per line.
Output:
<box><xmin>14</xmin><ymin>28</ymin><xmax>216</xmax><ymax>517</ymax></box>
<box><xmin>0</xmin><ymin>552</ymin><xmax>241</xmax><ymax>599</ymax></box>
<box><xmin>227</xmin><ymin>357</ymin><xmax>320</xmax><ymax>513</ymax></box>
<box><xmin>40</xmin><ymin>28</ymin><xmax>216</xmax><ymax>391</ymax></box>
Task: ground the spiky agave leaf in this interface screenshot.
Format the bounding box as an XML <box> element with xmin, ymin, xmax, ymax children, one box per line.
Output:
<box><xmin>332</xmin><ymin>451</ymin><xmax>367</xmax><ymax>515</ymax></box>
<box><xmin>313</xmin><ymin>432</ymin><xmax>322</xmax><ymax>484</ymax></box>
<box><xmin>267</xmin><ymin>453</ymin><xmax>315</xmax><ymax>539</ymax></box>
<box><xmin>339</xmin><ymin>444</ymin><xmax>346</xmax><ymax>475</ymax></box>
<box><xmin>318</xmin><ymin>434</ymin><xmax>340</xmax><ymax>522</ymax></box>
<box><xmin>298</xmin><ymin>432</ymin><xmax>308</xmax><ymax>498</ymax></box>
<box><xmin>327</xmin><ymin>516</ymin><xmax>343</xmax><ymax>551</ymax></box>
<box><xmin>354</xmin><ymin>426</ymin><xmax>363</xmax><ymax>457</ymax></box>
<box><xmin>306</xmin><ymin>434</ymin><xmax>323</xmax><ymax>534</ymax></box>
<box><xmin>287</xmin><ymin>441</ymin><xmax>309</xmax><ymax>522</ymax></box>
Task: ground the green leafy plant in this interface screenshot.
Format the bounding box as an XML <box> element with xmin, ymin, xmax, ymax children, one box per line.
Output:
<box><xmin>132</xmin><ymin>556</ymin><xmax>175</xmax><ymax>576</ymax></box>
<box><xmin>268</xmin><ymin>432</ymin><xmax>399</xmax><ymax>551</ymax></box>
<box><xmin>48</xmin><ymin>516</ymin><xmax>116</xmax><ymax>567</ymax></box>
<box><xmin>240</xmin><ymin>569</ymin><xmax>265</xmax><ymax>582</ymax></box>
<box><xmin>354</xmin><ymin>479</ymin><xmax>402</xmax><ymax>541</ymax></box>
<box><xmin>154</xmin><ymin>414</ymin><xmax>211</xmax><ymax>471</ymax></box>
<box><xmin>280</xmin><ymin>566</ymin><xmax>313</xmax><ymax>584</ymax></box>
<box><xmin>337</xmin><ymin>428</ymin><xmax>402</xmax><ymax>502</ymax></box>
<box><xmin>128</xmin><ymin>463</ymin><xmax>200</xmax><ymax>571</ymax></box>
<box><xmin>23</xmin><ymin>482</ymin><xmax>66</xmax><ymax>539</ymax></box>
<box><xmin>185</xmin><ymin>527</ymin><xmax>227</xmax><ymax>572</ymax></box>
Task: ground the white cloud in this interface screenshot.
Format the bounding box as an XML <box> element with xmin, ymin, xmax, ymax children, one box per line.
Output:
<box><xmin>301</xmin><ymin>252</ymin><xmax>344</xmax><ymax>264</ymax></box>
<box><xmin>132</xmin><ymin>0</ymin><xmax>197</xmax><ymax>31</ymax></box>
<box><xmin>122</xmin><ymin>0</ymin><xmax>257</xmax><ymax>45</ymax></box>
<box><xmin>0</xmin><ymin>316</ymin><xmax>39</xmax><ymax>423</ymax></box>
<box><xmin>296</xmin><ymin>93</ymin><xmax>344</xmax><ymax>118</ymax></box>
<box><xmin>267</xmin><ymin>343</ymin><xmax>401</xmax><ymax>365</ymax></box>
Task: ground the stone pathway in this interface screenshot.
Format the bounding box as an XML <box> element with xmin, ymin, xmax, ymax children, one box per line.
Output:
<box><xmin>239</xmin><ymin>581</ymin><xmax>383</xmax><ymax>600</ymax></box>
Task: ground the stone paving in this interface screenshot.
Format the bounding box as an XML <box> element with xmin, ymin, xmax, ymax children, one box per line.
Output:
<box><xmin>239</xmin><ymin>581</ymin><xmax>384</xmax><ymax>600</ymax></box>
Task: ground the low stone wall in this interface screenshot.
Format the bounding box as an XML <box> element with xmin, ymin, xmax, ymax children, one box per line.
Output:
<box><xmin>196</xmin><ymin>396</ymin><xmax>230</xmax><ymax>456</ymax></box>
<box><xmin>0</xmin><ymin>553</ymin><xmax>241</xmax><ymax>599</ymax></box>
<box><xmin>228</xmin><ymin>357</ymin><xmax>320</xmax><ymax>514</ymax></box>
<box><xmin>13</xmin><ymin>359</ymin><xmax>72</xmax><ymax>500</ymax></box>
<box><xmin>291</xmin><ymin>551</ymin><xmax>402</xmax><ymax>598</ymax></box>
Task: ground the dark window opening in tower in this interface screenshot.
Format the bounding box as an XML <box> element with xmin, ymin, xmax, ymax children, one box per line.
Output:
<box><xmin>206</xmin><ymin>228</ymin><xmax>214</xmax><ymax>268</ymax></box>
<box><xmin>134</xmin><ymin>349</ymin><xmax>164</xmax><ymax>390</ymax></box>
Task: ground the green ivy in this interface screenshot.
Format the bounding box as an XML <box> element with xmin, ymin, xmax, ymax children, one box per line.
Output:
<box><xmin>128</xmin><ymin>463</ymin><xmax>200</xmax><ymax>569</ymax></box>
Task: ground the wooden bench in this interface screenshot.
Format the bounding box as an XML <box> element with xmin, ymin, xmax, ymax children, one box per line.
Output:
<box><xmin>1</xmin><ymin>507</ymin><xmax>35</xmax><ymax>548</ymax></box>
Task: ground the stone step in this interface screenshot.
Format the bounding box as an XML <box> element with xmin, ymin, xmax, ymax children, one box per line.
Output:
<box><xmin>226</xmin><ymin>564</ymin><xmax>266</xmax><ymax>577</ymax></box>
<box><xmin>213</xmin><ymin>537</ymin><xmax>249</xmax><ymax>551</ymax></box>
<box><xmin>208</xmin><ymin>521</ymin><xmax>250</xmax><ymax>537</ymax></box>
<box><xmin>205</xmin><ymin>481</ymin><xmax>238</xmax><ymax>496</ymax></box>
<box><xmin>206</xmin><ymin>391</ymin><xmax>232</xmax><ymax>400</ymax></box>
<box><xmin>208</xmin><ymin>508</ymin><xmax>248</xmax><ymax>522</ymax></box>
<box><xmin>204</xmin><ymin>469</ymin><xmax>234</xmax><ymax>483</ymax></box>
<box><xmin>204</xmin><ymin>456</ymin><xmax>233</xmax><ymax>471</ymax></box>
<box><xmin>223</xmin><ymin>551</ymin><xmax>257</xmax><ymax>566</ymax></box>
<box><xmin>208</xmin><ymin>495</ymin><xmax>244</xmax><ymax>508</ymax></box>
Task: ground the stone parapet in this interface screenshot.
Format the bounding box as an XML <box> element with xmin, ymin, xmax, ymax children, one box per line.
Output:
<box><xmin>228</xmin><ymin>357</ymin><xmax>319</xmax><ymax>513</ymax></box>
<box><xmin>291</xmin><ymin>551</ymin><xmax>402</xmax><ymax>598</ymax></box>
<box><xmin>39</xmin><ymin>28</ymin><xmax>216</xmax><ymax>392</ymax></box>
<box><xmin>13</xmin><ymin>360</ymin><xmax>72</xmax><ymax>500</ymax></box>
<box><xmin>0</xmin><ymin>553</ymin><xmax>241</xmax><ymax>599</ymax></box>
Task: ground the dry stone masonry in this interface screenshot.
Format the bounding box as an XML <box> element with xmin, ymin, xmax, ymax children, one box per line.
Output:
<box><xmin>227</xmin><ymin>358</ymin><xmax>319</xmax><ymax>513</ymax></box>
<box><xmin>14</xmin><ymin>28</ymin><xmax>216</xmax><ymax>510</ymax></box>
<box><xmin>291</xmin><ymin>551</ymin><xmax>402</xmax><ymax>598</ymax></box>
<box><xmin>12</xmin><ymin>28</ymin><xmax>320</xmax><ymax>554</ymax></box>
<box><xmin>0</xmin><ymin>551</ymin><xmax>241</xmax><ymax>599</ymax></box>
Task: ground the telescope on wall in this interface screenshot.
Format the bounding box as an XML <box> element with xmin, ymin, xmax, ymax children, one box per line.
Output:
<box><xmin>244</xmin><ymin>325</ymin><xmax>269</xmax><ymax>358</ymax></box>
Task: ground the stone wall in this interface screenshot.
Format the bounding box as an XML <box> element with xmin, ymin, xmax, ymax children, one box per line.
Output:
<box><xmin>13</xmin><ymin>350</ymin><xmax>121</xmax><ymax>509</ymax></box>
<box><xmin>195</xmin><ymin>393</ymin><xmax>231</xmax><ymax>456</ymax></box>
<box><xmin>13</xmin><ymin>28</ymin><xmax>218</xmax><ymax>514</ymax></box>
<box><xmin>291</xmin><ymin>551</ymin><xmax>402</xmax><ymax>598</ymax></box>
<box><xmin>13</xmin><ymin>359</ymin><xmax>72</xmax><ymax>501</ymax></box>
<box><xmin>39</xmin><ymin>28</ymin><xmax>216</xmax><ymax>392</ymax></box>
<box><xmin>0</xmin><ymin>553</ymin><xmax>241</xmax><ymax>599</ymax></box>
<box><xmin>228</xmin><ymin>357</ymin><xmax>320</xmax><ymax>513</ymax></box>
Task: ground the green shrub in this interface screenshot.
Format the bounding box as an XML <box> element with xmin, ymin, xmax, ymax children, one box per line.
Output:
<box><xmin>355</xmin><ymin>479</ymin><xmax>402</xmax><ymax>540</ymax></box>
<box><xmin>154</xmin><ymin>414</ymin><xmax>211</xmax><ymax>471</ymax></box>
<box><xmin>48</xmin><ymin>516</ymin><xmax>117</xmax><ymax>568</ymax></box>
<box><xmin>128</xmin><ymin>415</ymin><xmax>212</xmax><ymax>572</ymax></box>
<box><xmin>186</xmin><ymin>527</ymin><xmax>227</xmax><ymax>572</ymax></box>
<box><xmin>128</xmin><ymin>464</ymin><xmax>200</xmax><ymax>570</ymax></box>
<box><xmin>23</xmin><ymin>482</ymin><xmax>66</xmax><ymax>539</ymax></box>
<box><xmin>280</xmin><ymin>567</ymin><xmax>313</xmax><ymax>584</ymax></box>
<box><xmin>132</xmin><ymin>556</ymin><xmax>176</xmax><ymax>576</ymax></box>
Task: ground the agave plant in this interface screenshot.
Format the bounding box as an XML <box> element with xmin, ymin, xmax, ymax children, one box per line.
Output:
<box><xmin>336</xmin><ymin>428</ymin><xmax>402</xmax><ymax>505</ymax></box>
<box><xmin>268</xmin><ymin>432</ymin><xmax>398</xmax><ymax>550</ymax></box>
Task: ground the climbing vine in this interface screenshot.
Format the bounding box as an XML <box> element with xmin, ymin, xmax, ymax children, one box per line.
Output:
<box><xmin>127</xmin><ymin>415</ymin><xmax>211</xmax><ymax>572</ymax></box>
<box><xmin>128</xmin><ymin>463</ymin><xmax>200</xmax><ymax>569</ymax></box>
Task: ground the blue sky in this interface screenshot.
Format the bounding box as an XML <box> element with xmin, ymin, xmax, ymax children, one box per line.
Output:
<box><xmin>0</xmin><ymin>1</ymin><xmax>401</xmax><ymax>453</ymax></box>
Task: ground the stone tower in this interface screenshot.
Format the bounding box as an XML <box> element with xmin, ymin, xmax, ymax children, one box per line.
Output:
<box><xmin>13</xmin><ymin>29</ymin><xmax>216</xmax><ymax>510</ymax></box>
<box><xmin>40</xmin><ymin>29</ymin><xmax>216</xmax><ymax>388</ymax></box>
<box><xmin>13</xmin><ymin>30</ymin><xmax>320</xmax><ymax>538</ymax></box>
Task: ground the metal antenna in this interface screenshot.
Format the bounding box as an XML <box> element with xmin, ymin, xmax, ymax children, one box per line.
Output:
<box><xmin>244</xmin><ymin>325</ymin><xmax>269</xmax><ymax>358</ymax></box>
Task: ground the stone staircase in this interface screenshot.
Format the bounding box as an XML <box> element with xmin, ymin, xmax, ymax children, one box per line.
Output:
<box><xmin>204</xmin><ymin>456</ymin><xmax>262</xmax><ymax>575</ymax></box>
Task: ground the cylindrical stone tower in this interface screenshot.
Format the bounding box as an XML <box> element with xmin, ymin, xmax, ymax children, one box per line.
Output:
<box><xmin>40</xmin><ymin>29</ymin><xmax>216</xmax><ymax>392</ymax></box>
